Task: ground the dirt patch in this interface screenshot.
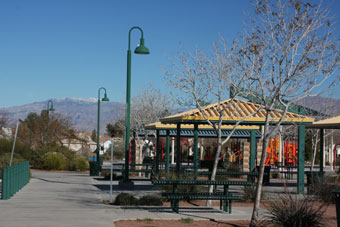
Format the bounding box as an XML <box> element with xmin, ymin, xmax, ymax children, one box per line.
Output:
<box><xmin>114</xmin><ymin>202</ymin><xmax>337</xmax><ymax>227</ymax></box>
<box><xmin>115</xmin><ymin>219</ymin><xmax>250</xmax><ymax>227</ymax></box>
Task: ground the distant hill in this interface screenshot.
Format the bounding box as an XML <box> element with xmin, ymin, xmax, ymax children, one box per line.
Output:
<box><xmin>2</xmin><ymin>96</ymin><xmax>338</xmax><ymax>133</ymax></box>
<box><xmin>2</xmin><ymin>98</ymin><xmax>124</xmax><ymax>133</ymax></box>
<box><xmin>296</xmin><ymin>96</ymin><xmax>340</xmax><ymax>116</ymax></box>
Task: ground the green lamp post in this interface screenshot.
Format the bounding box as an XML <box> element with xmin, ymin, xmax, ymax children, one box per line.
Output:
<box><xmin>96</xmin><ymin>87</ymin><xmax>109</xmax><ymax>170</ymax></box>
<box><xmin>46</xmin><ymin>100</ymin><xmax>55</xmax><ymax>146</ymax></box>
<box><xmin>122</xmin><ymin>26</ymin><xmax>150</xmax><ymax>185</ymax></box>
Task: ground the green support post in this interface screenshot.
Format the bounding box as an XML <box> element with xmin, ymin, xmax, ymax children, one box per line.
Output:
<box><xmin>250</xmin><ymin>130</ymin><xmax>256</xmax><ymax>172</ymax></box>
<box><xmin>176</xmin><ymin>123</ymin><xmax>181</xmax><ymax>176</ymax></box>
<box><xmin>2</xmin><ymin>167</ymin><xmax>8</xmax><ymax>200</ymax></box>
<box><xmin>165</xmin><ymin>130</ymin><xmax>170</xmax><ymax>179</ymax></box>
<box><xmin>193</xmin><ymin>124</ymin><xmax>198</xmax><ymax>180</ymax></box>
<box><xmin>297</xmin><ymin>125</ymin><xmax>306</xmax><ymax>194</ymax></box>
<box><xmin>320</xmin><ymin>129</ymin><xmax>324</xmax><ymax>173</ymax></box>
<box><xmin>156</xmin><ymin>129</ymin><xmax>160</xmax><ymax>176</ymax></box>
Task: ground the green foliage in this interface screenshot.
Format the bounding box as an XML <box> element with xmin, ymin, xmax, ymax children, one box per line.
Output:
<box><xmin>243</xmin><ymin>185</ymin><xmax>257</xmax><ymax>202</ymax></box>
<box><xmin>91</xmin><ymin>129</ymin><xmax>97</xmax><ymax>143</ymax></box>
<box><xmin>271</xmin><ymin>171</ymin><xmax>279</xmax><ymax>179</ymax></box>
<box><xmin>113</xmin><ymin>193</ymin><xmax>139</xmax><ymax>205</ymax></box>
<box><xmin>106</xmin><ymin>120</ymin><xmax>124</xmax><ymax>138</ymax></box>
<box><xmin>43</xmin><ymin>153</ymin><xmax>67</xmax><ymax>170</ymax></box>
<box><xmin>0</xmin><ymin>152</ymin><xmax>25</xmax><ymax>178</ymax></box>
<box><xmin>113</xmin><ymin>193</ymin><xmax>163</xmax><ymax>206</ymax></box>
<box><xmin>113</xmin><ymin>140</ymin><xmax>125</xmax><ymax>160</ymax></box>
<box><xmin>264</xmin><ymin>193</ymin><xmax>326</xmax><ymax>227</ymax></box>
<box><xmin>0</xmin><ymin>138</ymin><xmax>32</xmax><ymax>160</ymax></box>
<box><xmin>180</xmin><ymin>218</ymin><xmax>193</xmax><ymax>224</ymax></box>
<box><xmin>30</xmin><ymin>149</ymin><xmax>47</xmax><ymax>169</ymax></box>
<box><xmin>162</xmin><ymin>172</ymin><xmax>202</xmax><ymax>194</ymax></box>
<box><xmin>75</xmin><ymin>156</ymin><xmax>89</xmax><ymax>171</ymax></box>
<box><xmin>311</xmin><ymin>175</ymin><xmax>340</xmax><ymax>203</ymax></box>
<box><xmin>138</xmin><ymin>195</ymin><xmax>163</xmax><ymax>206</ymax></box>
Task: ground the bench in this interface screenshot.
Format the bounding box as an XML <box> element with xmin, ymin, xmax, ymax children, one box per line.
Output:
<box><xmin>152</xmin><ymin>180</ymin><xmax>255</xmax><ymax>213</ymax></box>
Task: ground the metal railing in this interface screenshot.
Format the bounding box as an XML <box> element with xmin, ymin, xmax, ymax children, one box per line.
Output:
<box><xmin>1</xmin><ymin>161</ymin><xmax>30</xmax><ymax>200</ymax></box>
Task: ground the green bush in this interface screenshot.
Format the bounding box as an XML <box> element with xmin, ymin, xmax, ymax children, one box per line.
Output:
<box><xmin>30</xmin><ymin>149</ymin><xmax>47</xmax><ymax>169</ymax></box>
<box><xmin>0</xmin><ymin>138</ymin><xmax>32</xmax><ymax>160</ymax></box>
<box><xmin>114</xmin><ymin>193</ymin><xmax>139</xmax><ymax>205</ymax></box>
<box><xmin>75</xmin><ymin>156</ymin><xmax>89</xmax><ymax>171</ymax></box>
<box><xmin>43</xmin><ymin>153</ymin><xmax>67</xmax><ymax>170</ymax></box>
<box><xmin>113</xmin><ymin>193</ymin><xmax>163</xmax><ymax>206</ymax></box>
<box><xmin>264</xmin><ymin>193</ymin><xmax>326</xmax><ymax>227</ymax></box>
<box><xmin>138</xmin><ymin>195</ymin><xmax>163</xmax><ymax>206</ymax></box>
<box><xmin>271</xmin><ymin>171</ymin><xmax>279</xmax><ymax>179</ymax></box>
<box><xmin>311</xmin><ymin>175</ymin><xmax>340</xmax><ymax>203</ymax></box>
<box><xmin>0</xmin><ymin>152</ymin><xmax>25</xmax><ymax>178</ymax></box>
<box><xmin>162</xmin><ymin>172</ymin><xmax>203</xmax><ymax>194</ymax></box>
<box><xmin>113</xmin><ymin>140</ymin><xmax>125</xmax><ymax>160</ymax></box>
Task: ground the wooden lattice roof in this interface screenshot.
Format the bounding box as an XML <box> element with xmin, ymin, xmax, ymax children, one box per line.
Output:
<box><xmin>160</xmin><ymin>99</ymin><xmax>314</xmax><ymax>125</ymax></box>
<box><xmin>144</xmin><ymin>122</ymin><xmax>259</xmax><ymax>130</ymax></box>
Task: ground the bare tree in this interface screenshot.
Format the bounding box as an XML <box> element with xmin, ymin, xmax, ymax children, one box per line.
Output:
<box><xmin>131</xmin><ymin>83</ymin><xmax>174</xmax><ymax>134</ymax></box>
<box><xmin>164</xmin><ymin>40</ymin><xmax>264</xmax><ymax>205</ymax></box>
<box><xmin>165</xmin><ymin>1</ymin><xmax>340</xmax><ymax>224</ymax></box>
<box><xmin>236</xmin><ymin>0</ymin><xmax>340</xmax><ymax>225</ymax></box>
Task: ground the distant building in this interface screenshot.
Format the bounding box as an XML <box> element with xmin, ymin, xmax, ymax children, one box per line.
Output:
<box><xmin>61</xmin><ymin>132</ymin><xmax>96</xmax><ymax>154</ymax></box>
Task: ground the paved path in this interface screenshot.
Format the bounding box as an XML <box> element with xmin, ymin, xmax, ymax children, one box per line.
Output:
<box><xmin>0</xmin><ymin>170</ymin><xmax>258</xmax><ymax>227</ymax></box>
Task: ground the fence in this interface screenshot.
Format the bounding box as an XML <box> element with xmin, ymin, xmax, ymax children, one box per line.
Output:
<box><xmin>1</xmin><ymin>161</ymin><xmax>30</xmax><ymax>200</ymax></box>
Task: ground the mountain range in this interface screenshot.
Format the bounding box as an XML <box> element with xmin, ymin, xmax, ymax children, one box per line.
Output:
<box><xmin>2</xmin><ymin>96</ymin><xmax>339</xmax><ymax>133</ymax></box>
<box><xmin>2</xmin><ymin>98</ymin><xmax>124</xmax><ymax>133</ymax></box>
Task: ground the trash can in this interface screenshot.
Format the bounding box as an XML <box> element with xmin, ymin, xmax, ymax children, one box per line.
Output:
<box><xmin>333</xmin><ymin>190</ymin><xmax>340</xmax><ymax>227</ymax></box>
<box><xmin>89</xmin><ymin>161</ymin><xmax>100</xmax><ymax>176</ymax></box>
<box><xmin>306</xmin><ymin>171</ymin><xmax>324</xmax><ymax>194</ymax></box>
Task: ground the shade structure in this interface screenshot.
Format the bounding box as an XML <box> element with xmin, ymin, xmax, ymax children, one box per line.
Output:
<box><xmin>306</xmin><ymin>115</ymin><xmax>340</xmax><ymax>129</ymax></box>
<box><xmin>160</xmin><ymin>99</ymin><xmax>314</xmax><ymax>125</ymax></box>
<box><xmin>156</xmin><ymin>98</ymin><xmax>314</xmax><ymax>194</ymax></box>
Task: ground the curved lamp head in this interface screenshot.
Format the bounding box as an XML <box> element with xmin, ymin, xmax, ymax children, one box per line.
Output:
<box><xmin>134</xmin><ymin>38</ymin><xmax>150</xmax><ymax>54</ymax></box>
<box><xmin>49</xmin><ymin>105</ymin><xmax>55</xmax><ymax>112</ymax></box>
<box><xmin>102</xmin><ymin>93</ymin><xmax>110</xmax><ymax>102</ymax></box>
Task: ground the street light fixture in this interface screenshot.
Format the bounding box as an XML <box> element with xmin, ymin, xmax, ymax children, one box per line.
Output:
<box><xmin>97</xmin><ymin>87</ymin><xmax>110</xmax><ymax>171</ymax></box>
<box><xmin>121</xmin><ymin>26</ymin><xmax>150</xmax><ymax>186</ymax></box>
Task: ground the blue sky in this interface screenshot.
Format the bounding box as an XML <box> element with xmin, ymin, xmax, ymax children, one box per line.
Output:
<box><xmin>0</xmin><ymin>0</ymin><xmax>339</xmax><ymax>108</ymax></box>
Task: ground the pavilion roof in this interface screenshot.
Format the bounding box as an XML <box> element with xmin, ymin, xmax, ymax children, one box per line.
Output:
<box><xmin>306</xmin><ymin>115</ymin><xmax>340</xmax><ymax>129</ymax></box>
<box><xmin>160</xmin><ymin>99</ymin><xmax>314</xmax><ymax>125</ymax></box>
<box><xmin>144</xmin><ymin>122</ymin><xmax>259</xmax><ymax>130</ymax></box>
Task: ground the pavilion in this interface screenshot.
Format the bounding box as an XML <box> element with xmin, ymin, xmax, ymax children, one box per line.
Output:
<box><xmin>146</xmin><ymin>98</ymin><xmax>314</xmax><ymax>194</ymax></box>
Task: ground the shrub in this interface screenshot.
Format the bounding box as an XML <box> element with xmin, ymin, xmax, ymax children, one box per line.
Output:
<box><xmin>264</xmin><ymin>193</ymin><xmax>326</xmax><ymax>227</ymax></box>
<box><xmin>271</xmin><ymin>171</ymin><xmax>279</xmax><ymax>179</ymax></box>
<box><xmin>243</xmin><ymin>185</ymin><xmax>256</xmax><ymax>202</ymax></box>
<box><xmin>114</xmin><ymin>193</ymin><xmax>139</xmax><ymax>205</ymax></box>
<box><xmin>113</xmin><ymin>140</ymin><xmax>125</xmax><ymax>160</ymax></box>
<box><xmin>0</xmin><ymin>152</ymin><xmax>25</xmax><ymax>178</ymax></box>
<box><xmin>138</xmin><ymin>195</ymin><xmax>163</xmax><ymax>206</ymax></box>
<box><xmin>75</xmin><ymin>156</ymin><xmax>89</xmax><ymax>171</ymax></box>
<box><xmin>30</xmin><ymin>149</ymin><xmax>47</xmax><ymax>169</ymax></box>
<box><xmin>162</xmin><ymin>172</ymin><xmax>203</xmax><ymax>194</ymax></box>
<box><xmin>311</xmin><ymin>175</ymin><xmax>340</xmax><ymax>203</ymax></box>
<box><xmin>180</xmin><ymin>218</ymin><xmax>193</xmax><ymax>224</ymax></box>
<box><xmin>43</xmin><ymin>152</ymin><xmax>67</xmax><ymax>170</ymax></box>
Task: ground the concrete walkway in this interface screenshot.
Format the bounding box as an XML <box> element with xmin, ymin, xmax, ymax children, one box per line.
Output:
<box><xmin>0</xmin><ymin>170</ymin><xmax>258</xmax><ymax>227</ymax></box>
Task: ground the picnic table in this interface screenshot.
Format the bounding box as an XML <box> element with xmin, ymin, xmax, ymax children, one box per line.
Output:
<box><xmin>152</xmin><ymin>179</ymin><xmax>255</xmax><ymax>213</ymax></box>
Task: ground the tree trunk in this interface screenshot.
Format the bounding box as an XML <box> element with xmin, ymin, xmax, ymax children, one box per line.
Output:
<box><xmin>311</xmin><ymin>133</ymin><xmax>319</xmax><ymax>170</ymax></box>
<box><xmin>206</xmin><ymin>128</ymin><xmax>222</xmax><ymax>206</ymax></box>
<box><xmin>249</xmin><ymin>115</ymin><xmax>270</xmax><ymax>226</ymax></box>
